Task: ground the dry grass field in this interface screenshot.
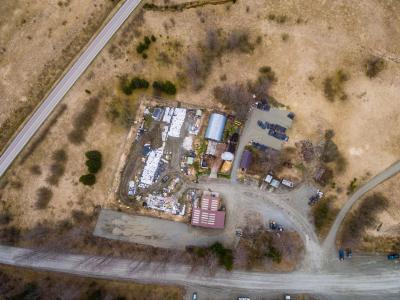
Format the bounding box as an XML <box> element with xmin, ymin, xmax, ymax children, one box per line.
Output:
<box><xmin>0</xmin><ymin>0</ymin><xmax>121</xmax><ymax>152</ymax></box>
<box><xmin>0</xmin><ymin>0</ymin><xmax>399</xmax><ymax>255</ymax></box>
<box><xmin>0</xmin><ymin>265</ymin><xmax>184</xmax><ymax>300</ymax></box>
<box><xmin>351</xmin><ymin>173</ymin><xmax>400</xmax><ymax>252</ymax></box>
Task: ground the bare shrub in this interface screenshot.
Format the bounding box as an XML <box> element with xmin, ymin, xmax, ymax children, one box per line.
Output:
<box><xmin>52</xmin><ymin>149</ymin><xmax>68</xmax><ymax>163</ymax></box>
<box><xmin>35</xmin><ymin>187</ymin><xmax>53</xmax><ymax>209</ymax></box>
<box><xmin>312</xmin><ymin>196</ymin><xmax>339</xmax><ymax>236</ymax></box>
<box><xmin>106</xmin><ymin>97</ymin><xmax>138</xmax><ymax>128</ymax></box>
<box><xmin>213</xmin><ymin>83</ymin><xmax>254</xmax><ymax>120</ymax></box>
<box><xmin>0</xmin><ymin>211</ymin><xmax>12</xmax><ymax>225</ymax></box>
<box><xmin>68</xmin><ymin>97</ymin><xmax>100</xmax><ymax>144</ymax></box>
<box><xmin>0</xmin><ymin>226</ymin><xmax>20</xmax><ymax>244</ymax></box>
<box><xmin>226</xmin><ymin>30</ymin><xmax>254</xmax><ymax>53</ymax></box>
<box><xmin>341</xmin><ymin>193</ymin><xmax>388</xmax><ymax>247</ymax></box>
<box><xmin>365</xmin><ymin>57</ymin><xmax>385</xmax><ymax>78</ymax></box>
<box><xmin>29</xmin><ymin>165</ymin><xmax>42</xmax><ymax>175</ymax></box>
<box><xmin>46</xmin><ymin>163</ymin><xmax>66</xmax><ymax>186</ymax></box>
<box><xmin>19</xmin><ymin>104</ymin><xmax>67</xmax><ymax>164</ymax></box>
<box><xmin>323</xmin><ymin>70</ymin><xmax>349</xmax><ymax>102</ymax></box>
<box><xmin>183</xmin><ymin>52</ymin><xmax>208</xmax><ymax>91</ymax></box>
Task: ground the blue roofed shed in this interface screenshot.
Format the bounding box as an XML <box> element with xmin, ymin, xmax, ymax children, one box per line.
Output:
<box><xmin>205</xmin><ymin>113</ymin><xmax>227</xmax><ymax>142</ymax></box>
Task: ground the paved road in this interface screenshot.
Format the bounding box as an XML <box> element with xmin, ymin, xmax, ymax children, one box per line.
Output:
<box><xmin>0</xmin><ymin>245</ymin><xmax>399</xmax><ymax>296</ymax></box>
<box><xmin>0</xmin><ymin>0</ymin><xmax>143</xmax><ymax>178</ymax></box>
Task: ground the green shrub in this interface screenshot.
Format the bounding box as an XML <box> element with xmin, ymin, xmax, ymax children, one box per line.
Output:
<box><xmin>151</xmin><ymin>35</ymin><xmax>157</xmax><ymax>42</ymax></box>
<box><xmin>85</xmin><ymin>150</ymin><xmax>102</xmax><ymax>174</ymax></box>
<box><xmin>85</xmin><ymin>150</ymin><xmax>102</xmax><ymax>162</ymax></box>
<box><xmin>120</xmin><ymin>77</ymin><xmax>149</xmax><ymax>95</ymax></box>
<box><xmin>152</xmin><ymin>80</ymin><xmax>177</xmax><ymax>95</ymax></box>
<box><xmin>79</xmin><ymin>174</ymin><xmax>96</xmax><ymax>186</ymax></box>
<box><xmin>136</xmin><ymin>42</ymin><xmax>148</xmax><ymax>54</ymax></box>
<box><xmin>86</xmin><ymin>159</ymin><xmax>101</xmax><ymax>174</ymax></box>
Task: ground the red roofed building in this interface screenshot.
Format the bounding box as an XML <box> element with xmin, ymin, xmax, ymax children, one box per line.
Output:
<box><xmin>191</xmin><ymin>191</ymin><xmax>225</xmax><ymax>229</ymax></box>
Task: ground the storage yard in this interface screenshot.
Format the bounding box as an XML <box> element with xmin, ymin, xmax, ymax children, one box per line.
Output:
<box><xmin>119</xmin><ymin>99</ymin><xmax>245</xmax><ymax>222</ymax></box>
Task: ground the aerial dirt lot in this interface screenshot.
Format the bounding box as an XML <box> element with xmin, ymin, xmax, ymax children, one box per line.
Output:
<box><xmin>0</xmin><ymin>0</ymin><xmax>399</xmax><ymax>257</ymax></box>
<box><xmin>0</xmin><ymin>0</ymin><xmax>121</xmax><ymax>152</ymax></box>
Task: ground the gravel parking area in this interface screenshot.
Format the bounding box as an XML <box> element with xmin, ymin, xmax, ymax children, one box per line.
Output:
<box><xmin>94</xmin><ymin>209</ymin><xmax>235</xmax><ymax>250</ymax></box>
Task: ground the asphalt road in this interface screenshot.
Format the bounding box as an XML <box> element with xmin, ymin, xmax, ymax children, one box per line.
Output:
<box><xmin>0</xmin><ymin>0</ymin><xmax>143</xmax><ymax>178</ymax></box>
<box><xmin>0</xmin><ymin>245</ymin><xmax>399</xmax><ymax>297</ymax></box>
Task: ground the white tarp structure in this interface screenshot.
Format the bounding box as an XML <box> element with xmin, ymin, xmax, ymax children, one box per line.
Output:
<box><xmin>162</xmin><ymin>107</ymin><xmax>174</xmax><ymax>124</ymax></box>
<box><xmin>140</xmin><ymin>147</ymin><xmax>164</xmax><ymax>186</ymax></box>
<box><xmin>221</xmin><ymin>151</ymin><xmax>234</xmax><ymax>161</ymax></box>
<box><xmin>146</xmin><ymin>194</ymin><xmax>181</xmax><ymax>214</ymax></box>
<box><xmin>161</xmin><ymin>125</ymin><xmax>169</xmax><ymax>142</ymax></box>
<box><xmin>168</xmin><ymin>108</ymin><xmax>186</xmax><ymax>137</ymax></box>
<box><xmin>183</xmin><ymin>136</ymin><xmax>193</xmax><ymax>151</ymax></box>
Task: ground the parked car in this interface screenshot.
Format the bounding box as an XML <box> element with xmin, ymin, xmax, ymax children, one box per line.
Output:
<box><xmin>387</xmin><ymin>253</ymin><xmax>400</xmax><ymax>260</ymax></box>
<box><xmin>269</xmin><ymin>220</ymin><xmax>278</xmax><ymax>230</ymax></box>
<box><xmin>161</xmin><ymin>175</ymin><xmax>170</xmax><ymax>183</ymax></box>
<box><xmin>339</xmin><ymin>248</ymin><xmax>345</xmax><ymax>261</ymax></box>
<box><xmin>346</xmin><ymin>248</ymin><xmax>352</xmax><ymax>258</ymax></box>
<box><xmin>257</xmin><ymin>120</ymin><xmax>267</xmax><ymax>129</ymax></box>
<box><xmin>192</xmin><ymin>292</ymin><xmax>198</xmax><ymax>300</ymax></box>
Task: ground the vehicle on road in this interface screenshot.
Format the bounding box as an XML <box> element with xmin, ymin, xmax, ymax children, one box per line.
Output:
<box><xmin>192</xmin><ymin>292</ymin><xmax>198</xmax><ymax>300</ymax></box>
<box><xmin>238</xmin><ymin>297</ymin><xmax>250</xmax><ymax>300</ymax></box>
<box><xmin>339</xmin><ymin>248</ymin><xmax>345</xmax><ymax>261</ymax></box>
<box><xmin>387</xmin><ymin>253</ymin><xmax>399</xmax><ymax>260</ymax></box>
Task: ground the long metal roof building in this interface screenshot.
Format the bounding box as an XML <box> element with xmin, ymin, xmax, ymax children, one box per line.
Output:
<box><xmin>205</xmin><ymin>113</ymin><xmax>227</xmax><ymax>142</ymax></box>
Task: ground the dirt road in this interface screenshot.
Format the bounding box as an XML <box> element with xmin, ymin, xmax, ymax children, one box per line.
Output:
<box><xmin>0</xmin><ymin>245</ymin><xmax>399</xmax><ymax>297</ymax></box>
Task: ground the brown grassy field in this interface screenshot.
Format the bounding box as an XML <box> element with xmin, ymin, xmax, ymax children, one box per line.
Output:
<box><xmin>0</xmin><ymin>0</ymin><xmax>399</xmax><ymax>257</ymax></box>
<box><xmin>347</xmin><ymin>173</ymin><xmax>400</xmax><ymax>252</ymax></box>
<box><xmin>0</xmin><ymin>0</ymin><xmax>121</xmax><ymax>152</ymax></box>
<box><xmin>0</xmin><ymin>265</ymin><xmax>184</xmax><ymax>300</ymax></box>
